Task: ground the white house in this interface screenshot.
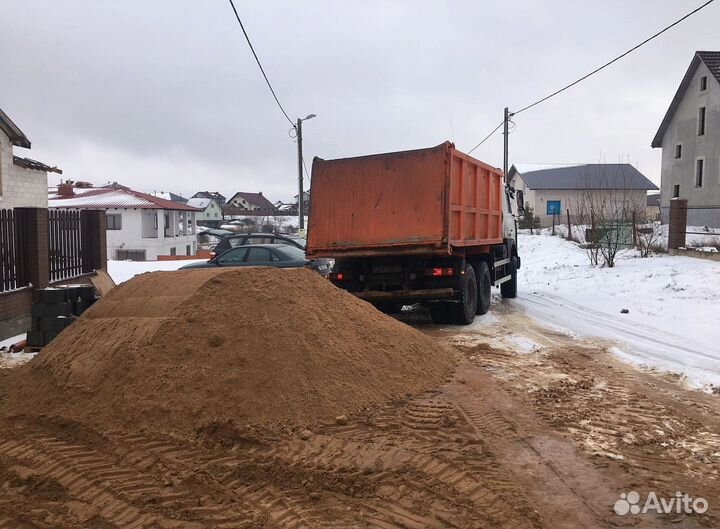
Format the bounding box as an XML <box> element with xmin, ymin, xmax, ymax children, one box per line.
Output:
<box><xmin>652</xmin><ymin>51</ymin><xmax>720</xmax><ymax>227</ymax></box>
<box><xmin>49</xmin><ymin>182</ymin><xmax>200</xmax><ymax>261</ymax></box>
<box><xmin>186</xmin><ymin>197</ymin><xmax>224</xmax><ymax>227</ymax></box>
<box><xmin>508</xmin><ymin>163</ymin><xmax>658</xmax><ymax>227</ymax></box>
<box><xmin>0</xmin><ymin>107</ymin><xmax>61</xmax><ymax>209</ymax></box>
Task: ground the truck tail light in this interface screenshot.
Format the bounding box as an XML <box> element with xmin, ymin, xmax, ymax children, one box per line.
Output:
<box><xmin>426</xmin><ymin>267</ymin><xmax>454</xmax><ymax>277</ymax></box>
<box><xmin>330</xmin><ymin>272</ymin><xmax>350</xmax><ymax>281</ymax></box>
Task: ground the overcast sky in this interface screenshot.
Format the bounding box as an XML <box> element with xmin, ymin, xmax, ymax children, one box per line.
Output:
<box><xmin>1</xmin><ymin>1</ymin><xmax>717</xmax><ymax>202</ymax></box>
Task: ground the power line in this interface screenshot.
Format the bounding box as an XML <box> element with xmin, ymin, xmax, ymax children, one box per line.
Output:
<box><xmin>467</xmin><ymin>0</ymin><xmax>716</xmax><ymax>151</ymax></box>
<box><xmin>513</xmin><ymin>0</ymin><xmax>715</xmax><ymax>116</ymax></box>
<box><xmin>467</xmin><ymin>120</ymin><xmax>503</xmax><ymax>154</ymax></box>
<box><xmin>227</xmin><ymin>0</ymin><xmax>294</xmax><ymax>127</ymax></box>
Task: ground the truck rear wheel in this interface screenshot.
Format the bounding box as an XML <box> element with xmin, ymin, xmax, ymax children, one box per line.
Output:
<box><xmin>374</xmin><ymin>302</ymin><xmax>403</xmax><ymax>314</ymax></box>
<box><xmin>429</xmin><ymin>303</ymin><xmax>451</xmax><ymax>324</ymax></box>
<box><xmin>500</xmin><ymin>256</ymin><xmax>518</xmax><ymax>299</ymax></box>
<box><xmin>476</xmin><ymin>262</ymin><xmax>491</xmax><ymax>314</ymax></box>
<box><xmin>448</xmin><ymin>263</ymin><xmax>477</xmax><ymax>325</ymax></box>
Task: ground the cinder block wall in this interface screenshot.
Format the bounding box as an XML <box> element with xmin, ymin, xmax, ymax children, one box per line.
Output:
<box><xmin>0</xmin><ymin>134</ymin><xmax>49</xmax><ymax>210</ymax></box>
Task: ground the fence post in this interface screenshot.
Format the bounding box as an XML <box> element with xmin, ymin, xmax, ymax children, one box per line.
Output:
<box><xmin>81</xmin><ymin>210</ymin><xmax>107</xmax><ymax>272</ymax></box>
<box><xmin>14</xmin><ymin>208</ymin><xmax>49</xmax><ymax>290</ymax></box>
<box><xmin>668</xmin><ymin>198</ymin><xmax>688</xmax><ymax>250</ymax></box>
<box><xmin>566</xmin><ymin>209</ymin><xmax>571</xmax><ymax>240</ymax></box>
<box><xmin>632</xmin><ymin>211</ymin><xmax>637</xmax><ymax>246</ymax></box>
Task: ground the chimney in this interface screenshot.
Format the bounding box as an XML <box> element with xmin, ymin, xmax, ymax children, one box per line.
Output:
<box><xmin>58</xmin><ymin>182</ymin><xmax>75</xmax><ymax>197</ymax></box>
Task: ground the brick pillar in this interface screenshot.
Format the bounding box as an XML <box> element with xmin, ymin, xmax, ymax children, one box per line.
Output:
<box><xmin>81</xmin><ymin>210</ymin><xmax>107</xmax><ymax>272</ymax></box>
<box><xmin>668</xmin><ymin>198</ymin><xmax>688</xmax><ymax>250</ymax></box>
<box><xmin>14</xmin><ymin>207</ymin><xmax>49</xmax><ymax>289</ymax></box>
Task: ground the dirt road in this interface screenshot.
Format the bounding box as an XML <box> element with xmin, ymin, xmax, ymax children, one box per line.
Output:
<box><xmin>1</xmin><ymin>300</ymin><xmax>719</xmax><ymax>528</ymax></box>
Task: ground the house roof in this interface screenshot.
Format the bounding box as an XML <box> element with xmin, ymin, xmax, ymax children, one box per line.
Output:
<box><xmin>0</xmin><ymin>107</ymin><xmax>31</xmax><ymax>148</ymax></box>
<box><xmin>14</xmin><ymin>156</ymin><xmax>63</xmax><ymax>174</ymax></box>
<box><xmin>49</xmin><ymin>183</ymin><xmax>200</xmax><ymax>211</ymax></box>
<box><xmin>652</xmin><ymin>51</ymin><xmax>720</xmax><ymax>148</ymax></box>
<box><xmin>510</xmin><ymin>164</ymin><xmax>658</xmax><ymax>191</ymax></box>
<box><xmin>229</xmin><ymin>192</ymin><xmax>276</xmax><ymax>210</ymax></box>
<box><xmin>192</xmin><ymin>191</ymin><xmax>226</xmax><ymax>202</ymax></box>
<box><xmin>151</xmin><ymin>191</ymin><xmax>187</xmax><ymax>204</ymax></box>
<box><xmin>186</xmin><ymin>197</ymin><xmax>214</xmax><ymax>210</ymax></box>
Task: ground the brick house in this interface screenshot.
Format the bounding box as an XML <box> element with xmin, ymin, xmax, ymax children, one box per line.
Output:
<box><xmin>227</xmin><ymin>191</ymin><xmax>276</xmax><ymax>211</ymax></box>
<box><xmin>0</xmin><ymin>107</ymin><xmax>61</xmax><ymax>209</ymax></box>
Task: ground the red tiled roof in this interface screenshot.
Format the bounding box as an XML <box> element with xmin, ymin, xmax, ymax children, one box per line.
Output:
<box><xmin>49</xmin><ymin>184</ymin><xmax>201</xmax><ymax>211</ymax></box>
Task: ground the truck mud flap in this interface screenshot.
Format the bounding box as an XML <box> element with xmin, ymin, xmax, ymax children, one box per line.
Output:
<box><xmin>493</xmin><ymin>257</ymin><xmax>512</xmax><ymax>286</ymax></box>
<box><xmin>354</xmin><ymin>288</ymin><xmax>455</xmax><ymax>302</ymax></box>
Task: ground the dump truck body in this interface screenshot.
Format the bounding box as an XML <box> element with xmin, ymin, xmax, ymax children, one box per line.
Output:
<box><xmin>307</xmin><ymin>142</ymin><xmax>503</xmax><ymax>258</ymax></box>
<box><xmin>307</xmin><ymin>142</ymin><xmax>520</xmax><ymax>325</ymax></box>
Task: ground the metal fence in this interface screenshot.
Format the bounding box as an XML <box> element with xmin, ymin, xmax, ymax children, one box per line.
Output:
<box><xmin>0</xmin><ymin>209</ymin><xmax>27</xmax><ymax>292</ymax></box>
<box><xmin>48</xmin><ymin>209</ymin><xmax>84</xmax><ymax>282</ymax></box>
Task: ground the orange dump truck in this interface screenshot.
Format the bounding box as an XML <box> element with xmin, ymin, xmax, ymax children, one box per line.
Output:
<box><xmin>306</xmin><ymin>141</ymin><xmax>522</xmax><ymax>324</ymax></box>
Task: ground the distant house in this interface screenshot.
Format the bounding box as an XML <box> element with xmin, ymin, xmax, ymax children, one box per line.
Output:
<box><xmin>646</xmin><ymin>193</ymin><xmax>661</xmax><ymax>221</ymax></box>
<box><xmin>273</xmin><ymin>200</ymin><xmax>295</xmax><ymax>212</ymax></box>
<box><xmin>227</xmin><ymin>191</ymin><xmax>276</xmax><ymax>211</ymax></box>
<box><xmin>192</xmin><ymin>191</ymin><xmax>226</xmax><ymax>205</ymax></box>
<box><xmin>652</xmin><ymin>51</ymin><xmax>720</xmax><ymax>227</ymax></box>
<box><xmin>294</xmin><ymin>190</ymin><xmax>311</xmax><ymax>210</ymax></box>
<box><xmin>508</xmin><ymin>164</ymin><xmax>658</xmax><ymax>227</ymax></box>
<box><xmin>186</xmin><ymin>196</ymin><xmax>224</xmax><ymax>228</ymax></box>
<box><xmin>0</xmin><ymin>107</ymin><xmax>61</xmax><ymax>209</ymax></box>
<box><xmin>49</xmin><ymin>182</ymin><xmax>200</xmax><ymax>261</ymax></box>
<box><xmin>151</xmin><ymin>190</ymin><xmax>188</xmax><ymax>204</ymax></box>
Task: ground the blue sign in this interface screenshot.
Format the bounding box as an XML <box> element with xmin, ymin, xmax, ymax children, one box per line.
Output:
<box><xmin>546</xmin><ymin>200</ymin><xmax>561</xmax><ymax>215</ymax></box>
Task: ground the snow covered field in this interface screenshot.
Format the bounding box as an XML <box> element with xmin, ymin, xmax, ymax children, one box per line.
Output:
<box><xmin>515</xmin><ymin>232</ymin><xmax>720</xmax><ymax>388</ymax></box>
<box><xmin>108</xmin><ymin>259</ymin><xmax>206</xmax><ymax>284</ymax></box>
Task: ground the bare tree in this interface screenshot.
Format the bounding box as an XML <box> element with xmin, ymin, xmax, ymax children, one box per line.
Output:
<box><xmin>636</xmin><ymin>221</ymin><xmax>662</xmax><ymax>257</ymax></box>
<box><xmin>572</xmin><ymin>166</ymin><xmax>644</xmax><ymax>268</ymax></box>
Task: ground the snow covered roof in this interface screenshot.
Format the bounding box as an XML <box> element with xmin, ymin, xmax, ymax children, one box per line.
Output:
<box><xmin>510</xmin><ymin>164</ymin><xmax>658</xmax><ymax>191</ymax></box>
<box><xmin>49</xmin><ymin>184</ymin><xmax>200</xmax><ymax>211</ymax></box>
<box><xmin>186</xmin><ymin>197</ymin><xmax>213</xmax><ymax>210</ymax></box>
<box><xmin>151</xmin><ymin>191</ymin><xmax>187</xmax><ymax>204</ymax></box>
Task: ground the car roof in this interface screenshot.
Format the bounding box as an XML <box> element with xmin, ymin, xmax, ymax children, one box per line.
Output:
<box><xmin>227</xmin><ymin>243</ymin><xmax>300</xmax><ymax>249</ymax></box>
<box><xmin>222</xmin><ymin>232</ymin><xmax>291</xmax><ymax>239</ymax></box>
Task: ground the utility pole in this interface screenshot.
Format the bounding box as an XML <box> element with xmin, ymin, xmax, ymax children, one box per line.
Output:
<box><xmin>296</xmin><ymin>117</ymin><xmax>304</xmax><ymax>231</ymax></box>
<box><xmin>294</xmin><ymin>114</ymin><xmax>316</xmax><ymax>233</ymax></box>
<box><xmin>503</xmin><ymin>106</ymin><xmax>509</xmax><ymax>179</ymax></box>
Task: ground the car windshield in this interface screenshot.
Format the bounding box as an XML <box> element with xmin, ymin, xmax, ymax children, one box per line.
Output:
<box><xmin>290</xmin><ymin>237</ymin><xmax>306</xmax><ymax>247</ymax></box>
<box><xmin>274</xmin><ymin>245</ymin><xmax>306</xmax><ymax>260</ymax></box>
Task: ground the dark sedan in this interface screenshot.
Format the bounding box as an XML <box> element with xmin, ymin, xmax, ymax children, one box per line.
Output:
<box><xmin>210</xmin><ymin>233</ymin><xmax>305</xmax><ymax>258</ymax></box>
<box><xmin>180</xmin><ymin>244</ymin><xmax>331</xmax><ymax>276</ymax></box>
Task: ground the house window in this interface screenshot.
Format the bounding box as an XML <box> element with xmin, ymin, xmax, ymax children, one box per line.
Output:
<box><xmin>696</xmin><ymin>158</ymin><xmax>704</xmax><ymax>188</ymax></box>
<box><xmin>546</xmin><ymin>200</ymin><xmax>561</xmax><ymax>216</ymax></box>
<box><xmin>186</xmin><ymin>244</ymin><xmax>191</xmax><ymax>256</ymax></box>
<box><xmin>170</xmin><ymin>247</ymin><xmax>176</xmax><ymax>256</ymax></box>
<box><xmin>674</xmin><ymin>144</ymin><xmax>682</xmax><ymax>159</ymax></box>
<box><xmin>107</xmin><ymin>213</ymin><xmax>122</xmax><ymax>230</ymax></box>
<box><xmin>673</xmin><ymin>184</ymin><xmax>680</xmax><ymax>198</ymax></box>
<box><xmin>700</xmin><ymin>75</ymin><xmax>707</xmax><ymax>92</ymax></box>
<box><xmin>116</xmin><ymin>249</ymin><xmax>146</xmax><ymax>261</ymax></box>
<box><xmin>698</xmin><ymin>107</ymin><xmax>706</xmax><ymax>136</ymax></box>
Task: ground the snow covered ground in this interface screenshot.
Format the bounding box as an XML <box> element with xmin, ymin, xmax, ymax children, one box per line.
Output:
<box><xmin>514</xmin><ymin>232</ymin><xmax>720</xmax><ymax>388</ymax></box>
<box><xmin>108</xmin><ymin>259</ymin><xmax>207</xmax><ymax>284</ymax></box>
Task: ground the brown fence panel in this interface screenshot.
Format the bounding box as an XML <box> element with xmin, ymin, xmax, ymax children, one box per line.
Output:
<box><xmin>48</xmin><ymin>209</ymin><xmax>84</xmax><ymax>282</ymax></box>
<box><xmin>0</xmin><ymin>209</ymin><xmax>28</xmax><ymax>292</ymax></box>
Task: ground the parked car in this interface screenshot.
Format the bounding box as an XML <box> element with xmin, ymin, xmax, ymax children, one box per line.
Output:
<box><xmin>180</xmin><ymin>244</ymin><xmax>331</xmax><ymax>276</ymax></box>
<box><xmin>210</xmin><ymin>232</ymin><xmax>306</xmax><ymax>258</ymax></box>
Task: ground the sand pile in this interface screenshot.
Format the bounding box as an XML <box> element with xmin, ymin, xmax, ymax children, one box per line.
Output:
<box><xmin>2</xmin><ymin>268</ymin><xmax>454</xmax><ymax>438</ymax></box>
